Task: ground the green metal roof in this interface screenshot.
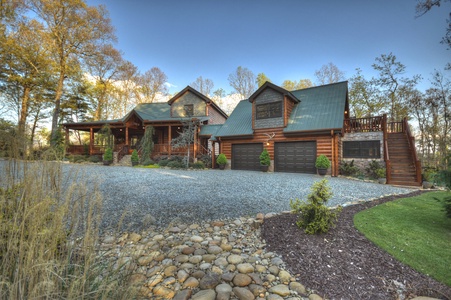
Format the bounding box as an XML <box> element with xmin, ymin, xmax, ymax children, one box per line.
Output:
<box><xmin>215</xmin><ymin>100</ymin><xmax>253</xmax><ymax>137</ymax></box>
<box><xmin>285</xmin><ymin>81</ymin><xmax>347</xmax><ymax>132</ymax></box>
<box><xmin>129</xmin><ymin>103</ymin><xmax>171</xmax><ymax>121</ymax></box>
<box><xmin>215</xmin><ymin>81</ymin><xmax>347</xmax><ymax>137</ymax></box>
<box><xmin>199</xmin><ymin>124</ymin><xmax>223</xmax><ymax>136</ymax></box>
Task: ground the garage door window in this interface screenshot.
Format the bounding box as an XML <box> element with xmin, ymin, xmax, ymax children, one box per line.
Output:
<box><xmin>343</xmin><ymin>140</ymin><xmax>380</xmax><ymax>158</ymax></box>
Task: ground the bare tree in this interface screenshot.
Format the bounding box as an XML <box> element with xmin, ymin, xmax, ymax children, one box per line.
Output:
<box><xmin>314</xmin><ymin>62</ymin><xmax>345</xmax><ymax>85</ymax></box>
<box><xmin>85</xmin><ymin>44</ymin><xmax>124</xmax><ymax>120</ymax></box>
<box><xmin>228</xmin><ymin>66</ymin><xmax>256</xmax><ymax>99</ymax></box>
<box><xmin>372</xmin><ymin>53</ymin><xmax>420</xmax><ymax>121</ymax></box>
<box><xmin>191</xmin><ymin>76</ymin><xmax>214</xmax><ymax>96</ymax></box>
<box><xmin>416</xmin><ymin>0</ymin><xmax>451</xmax><ymax>51</ymax></box>
<box><xmin>139</xmin><ymin>67</ymin><xmax>168</xmax><ymax>103</ymax></box>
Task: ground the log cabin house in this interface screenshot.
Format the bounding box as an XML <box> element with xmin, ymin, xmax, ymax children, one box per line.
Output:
<box><xmin>63</xmin><ymin>86</ymin><xmax>228</xmax><ymax>163</ymax></box>
<box><xmin>64</xmin><ymin>81</ymin><xmax>422</xmax><ymax>186</ymax></box>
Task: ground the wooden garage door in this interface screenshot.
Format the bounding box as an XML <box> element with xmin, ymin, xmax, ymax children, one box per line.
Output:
<box><xmin>275</xmin><ymin>141</ymin><xmax>316</xmax><ymax>173</ymax></box>
<box><xmin>232</xmin><ymin>143</ymin><xmax>263</xmax><ymax>171</ymax></box>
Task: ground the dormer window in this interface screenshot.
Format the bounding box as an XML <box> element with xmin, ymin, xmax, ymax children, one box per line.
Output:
<box><xmin>184</xmin><ymin>104</ymin><xmax>194</xmax><ymax>116</ymax></box>
<box><xmin>256</xmin><ymin>101</ymin><xmax>282</xmax><ymax>119</ymax></box>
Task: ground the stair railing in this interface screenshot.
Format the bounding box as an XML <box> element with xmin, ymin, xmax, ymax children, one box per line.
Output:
<box><xmin>404</xmin><ymin>118</ymin><xmax>422</xmax><ymax>184</ymax></box>
<box><xmin>382</xmin><ymin>114</ymin><xmax>391</xmax><ymax>183</ymax></box>
<box><xmin>117</xmin><ymin>145</ymin><xmax>129</xmax><ymax>163</ymax></box>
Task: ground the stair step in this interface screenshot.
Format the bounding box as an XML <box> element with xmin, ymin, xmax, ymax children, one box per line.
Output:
<box><xmin>389</xmin><ymin>180</ymin><xmax>422</xmax><ymax>187</ymax></box>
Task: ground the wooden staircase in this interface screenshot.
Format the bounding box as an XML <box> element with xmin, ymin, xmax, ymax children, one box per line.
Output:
<box><xmin>386</xmin><ymin>132</ymin><xmax>421</xmax><ymax>186</ymax></box>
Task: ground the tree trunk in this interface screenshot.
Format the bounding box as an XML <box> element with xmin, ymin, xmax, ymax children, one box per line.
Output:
<box><xmin>51</xmin><ymin>71</ymin><xmax>66</xmax><ymax>146</ymax></box>
<box><xmin>18</xmin><ymin>86</ymin><xmax>31</xmax><ymax>137</ymax></box>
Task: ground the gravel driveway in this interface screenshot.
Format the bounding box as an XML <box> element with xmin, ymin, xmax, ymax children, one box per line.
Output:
<box><xmin>57</xmin><ymin>164</ymin><xmax>415</xmax><ymax>232</ymax></box>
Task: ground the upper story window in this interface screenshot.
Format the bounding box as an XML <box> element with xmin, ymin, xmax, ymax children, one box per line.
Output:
<box><xmin>343</xmin><ymin>140</ymin><xmax>381</xmax><ymax>158</ymax></box>
<box><xmin>256</xmin><ymin>101</ymin><xmax>282</xmax><ymax>119</ymax></box>
<box><xmin>184</xmin><ymin>104</ymin><xmax>194</xmax><ymax>116</ymax></box>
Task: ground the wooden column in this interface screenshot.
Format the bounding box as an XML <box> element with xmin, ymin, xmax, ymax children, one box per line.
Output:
<box><xmin>125</xmin><ymin>127</ymin><xmax>129</xmax><ymax>146</ymax></box>
<box><xmin>89</xmin><ymin>127</ymin><xmax>94</xmax><ymax>155</ymax></box>
<box><xmin>168</xmin><ymin>125</ymin><xmax>172</xmax><ymax>156</ymax></box>
<box><xmin>193</xmin><ymin>124</ymin><xmax>198</xmax><ymax>161</ymax></box>
<box><xmin>211</xmin><ymin>141</ymin><xmax>216</xmax><ymax>169</ymax></box>
<box><xmin>65</xmin><ymin>127</ymin><xmax>69</xmax><ymax>147</ymax></box>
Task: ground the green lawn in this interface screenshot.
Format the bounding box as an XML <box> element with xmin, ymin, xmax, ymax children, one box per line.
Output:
<box><xmin>354</xmin><ymin>191</ymin><xmax>451</xmax><ymax>287</ymax></box>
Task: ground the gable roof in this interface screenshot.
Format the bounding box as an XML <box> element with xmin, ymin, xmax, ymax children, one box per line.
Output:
<box><xmin>215</xmin><ymin>100</ymin><xmax>253</xmax><ymax>137</ymax></box>
<box><xmin>167</xmin><ymin>85</ymin><xmax>228</xmax><ymax>119</ymax></box>
<box><xmin>215</xmin><ymin>81</ymin><xmax>348</xmax><ymax>137</ymax></box>
<box><xmin>249</xmin><ymin>81</ymin><xmax>300</xmax><ymax>103</ymax></box>
<box><xmin>285</xmin><ymin>81</ymin><xmax>348</xmax><ymax>133</ymax></box>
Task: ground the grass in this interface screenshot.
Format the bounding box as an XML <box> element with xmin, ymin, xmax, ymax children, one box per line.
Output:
<box><xmin>135</xmin><ymin>164</ymin><xmax>160</xmax><ymax>168</ymax></box>
<box><xmin>0</xmin><ymin>158</ymin><xmax>137</xmax><ymax>299</ymax></box>
<box><xmin>354</xmin><ymin>191</ymin><xmax>451</xmax><ymax>287</ymax></box>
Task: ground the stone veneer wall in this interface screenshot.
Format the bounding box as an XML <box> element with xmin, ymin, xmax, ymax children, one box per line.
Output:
<box><xmin>341</xmin><ymin>132</ymin><xmax>385</xmax><ymax>171</ymax></box>
<box><xmin>171</xmin><ymin>92</ymin><xmax>206</xmax><ymax>117</ymax></box>
<box><xmin>254</xmin><ymin>88</ymin><xmax>284</xmax><ymax>129</ymax></box>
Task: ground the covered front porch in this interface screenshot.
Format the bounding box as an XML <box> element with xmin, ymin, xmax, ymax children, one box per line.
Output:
<box><xmin>64</xmin><ymin>119</ymin><xmax>211</xmax><ymax>161</ymax></box>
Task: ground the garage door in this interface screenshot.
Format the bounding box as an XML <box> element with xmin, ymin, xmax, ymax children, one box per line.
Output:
<box><xmin>232</xmin><ymin>143</ymin><xmax>263</xmax><ymax>171</ymax></box>
<box><xmin>275</xmin><ymin>141</ymin><xmax>316</xmax><ymax>173</ymax></box>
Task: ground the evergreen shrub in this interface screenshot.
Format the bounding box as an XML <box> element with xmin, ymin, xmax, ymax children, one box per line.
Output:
<box><xmin>290</xmin><ymin>179</ymin><xmax>342</xmax><ymax>234</ymax></box>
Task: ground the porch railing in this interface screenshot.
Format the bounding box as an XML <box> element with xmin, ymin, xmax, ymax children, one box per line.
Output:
<box><xmin>153</xmin><ymin>143</ymin><xmax>210</xmax><ymax>157</ymax></box>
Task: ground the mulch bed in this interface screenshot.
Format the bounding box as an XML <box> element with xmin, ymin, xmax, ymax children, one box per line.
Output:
<box><xmin>262</xmin><ymin>191</ymin><xmax>451</xmax><ymax>300</ymax></box>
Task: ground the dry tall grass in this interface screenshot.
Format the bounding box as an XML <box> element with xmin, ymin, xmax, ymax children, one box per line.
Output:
<box><xmin>0</xmin><ymin>157</ymin><xmax>136</xmax><ymax>299</ymax></box>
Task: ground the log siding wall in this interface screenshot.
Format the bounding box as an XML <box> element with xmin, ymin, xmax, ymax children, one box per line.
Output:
<box><xmin>219</xmin><ymin>127</ymin><xmax>338</xmax><ymax>175</ymax></box>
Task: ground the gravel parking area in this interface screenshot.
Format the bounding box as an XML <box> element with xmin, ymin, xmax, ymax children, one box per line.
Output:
<box><xmin>59</xmin><ymin>164</ymin><xmax>415</xmax><ymax>232</ymax></box>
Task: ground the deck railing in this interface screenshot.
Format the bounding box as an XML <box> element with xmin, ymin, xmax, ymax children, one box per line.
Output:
<box><xmin>344</xmin><ymin>116</ymin><xmax>384</xmax><ymax>133</ymax></box>
<box><xmin>344</xmin><ymin>116</ymin><xmax>405</xmax><ymax>134</ymax></box>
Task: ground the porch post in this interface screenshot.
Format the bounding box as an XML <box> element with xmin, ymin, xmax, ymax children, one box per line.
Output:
<box><xmin>125</xmin><ymin>127</ymin><xmax>129</xmax><ymax>146</ymax></box>
<box><xmin>168</xmin><ymin>125</ymin><xmax>172</xmax><ymax>156</ymax></box>
<box><xmin>211</xmin><ymin>141</ymin><xmax>216</xmax><ymax>169</ymax></box>
<box><xmin>193</xmin><ymin>123</ymin><xmax>198</xmax><ymax>161</ymax></box>
<box><xmin>65</xmin><ymin>127</ymin><xmax>69</xmax><ymax>147</ymax></box>
<box><xmin>89</xmin><ymin>127</ymin><xmax>94</xmax><ymax>155</ymax></box>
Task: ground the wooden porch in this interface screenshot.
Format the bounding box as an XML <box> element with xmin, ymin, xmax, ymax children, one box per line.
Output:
<box><xmin>343</xmin><ymin>114</ymin><xmax>422</xmax><ymax>186</ymax></box>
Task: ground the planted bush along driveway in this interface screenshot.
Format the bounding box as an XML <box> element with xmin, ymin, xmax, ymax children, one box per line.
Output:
<box><xmin>64</xmin><ymin>164</ymin><xmax>414</xmax><ymax>231</ymax></box>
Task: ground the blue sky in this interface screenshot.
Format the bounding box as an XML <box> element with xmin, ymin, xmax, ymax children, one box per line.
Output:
<box><xmin>86</xmin><ymin>0</ymin><xmax>449</xmax><ymax>94</ymax></box>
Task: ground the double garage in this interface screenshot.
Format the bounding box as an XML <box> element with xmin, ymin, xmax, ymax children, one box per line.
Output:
<box><xmin>231</xmin><ymin>141</ymin><xmax>317</xmax><ymax>173</ymax></box>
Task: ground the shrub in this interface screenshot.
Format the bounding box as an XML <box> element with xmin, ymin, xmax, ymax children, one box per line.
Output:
<box><xmin>88</xmin><ymin>155</ymin><xmax>101</xmax><ymax>163</ymax></box>
<box><xmin>158</xmin><ymin>159</ymin><xmax>169</xmax><ymax>167</ymax></box>
<box><xmin>315</xmin><ymin>155</ymin><xmax>331</xmax><ymax>169</ymax></box>
<box><xmin>366</xmin><ymin>160</ymin><xmax>382</xmax><ymax>179</ymax></box>
<box><xmin>217</xmin><ymin>153</ymin><xmax>227</xmax><ymax>165</ymax></box>
<box><xmin>290</xmin><ymin>179</ymin><xmax>342</xmax><ymax>234</ymax></box>
<box><xmin>141</xmin><ymin>158</ymin><xmax>154</xmax><ymax>166</ymax></box>
<box><xmin>131</xmin><ymin>149</ymin><xmax>139</xmax><ymax>163</ymax></box>
<box><xmin>423</xmin><ymin>167</ymin><xmax>437</xmax><ymax>182</ymax></box>
<box><xmin>167</xmin><ymin>160</ymin><xmax>184</xmax><ymax>169</ymax></box>
<box><xmin>375</xmin><ymin>168</ymin><xmax>386</xmax><ymax>178</ymax></box>
<box><xmin>197</xmin><ymin>154</ymin><xmax>212</xmax><ymax>168</ymax></box>
<box><xmin>339</xmin><ymin>160</ymin><xmax>359</xmax><ymax>176</ymax></box>
<box><xmin>259</xmin><ymin>148</ymin><xmax>271</xmax><ymax>166</ymax></box>
<box><xmin>436</xmin><ymin>170</ymin><xmax>451</xmax><ymax>188</ymax></box>
<box><xmin>190</xmin><ymin>161</ymin><xmax>205</xmax><ymax>169</ymax></box>
<box><xmin>435</xmin><ymin>194</ymin><xmax>451</xmax><ymax>219</ymax></box>
<box><xmin>103</xmin><ymin>147</ymin><xmax>113</xmax><ymax>161</ymax></box>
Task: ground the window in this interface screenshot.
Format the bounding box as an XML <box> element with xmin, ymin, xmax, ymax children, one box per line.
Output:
<box><xmin>343</xmin><ymin>140</ymin><xmax>381</xmax><ymax>158</ymax></box>
<box><xmin>256</xmin><ymin>102</ymin><xmax>282</xmax><ymax>119</ymax></box>
<box><xmin>184</xmin><ymin>104</ymin><xmax>194</xmax><ymax>116</ymax></box>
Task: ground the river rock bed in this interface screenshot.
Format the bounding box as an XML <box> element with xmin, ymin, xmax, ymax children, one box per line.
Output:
<box><xmin>100</xmin><ymin>213</ymin><xmax>320</xmax><ymax>300</ymax></box>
